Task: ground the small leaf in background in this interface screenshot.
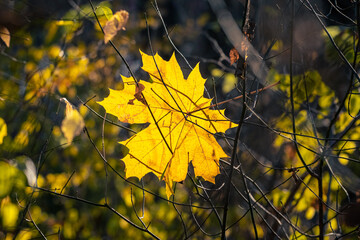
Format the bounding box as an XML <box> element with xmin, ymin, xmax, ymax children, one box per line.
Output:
<box><xmin>0</xmin><ymin>118</ymin><xmax>7</xmax><ymax>145</ymax></box>
<box><xmin>305</xmin><ymin>207</ymin><xmax>316</xmax><ymax>220</ymax></box>
<box><xmin>0</xmin><ymin>26</ymin><xmax>10</xmax><ymax>47</ymax></box>
<box><xmin>0</xmin><ymin>197</ymin><xmax>19</xmax><ymax>229</ymax></box>
<box><xmin>60</xmin><ymin>98</ymin><xmax>85</xmax><ymax>143</ymax></box>
<box><xmin>103</xmin><ymin>10</ymin><xmax>129</xmax><ymax>44</ymax></box>
<box><xmin>222</xmin><ymin>73</ymin><xmax>238</xmax><ymax>94</ymax></box>
<box><xmin>96</xmin><ymin>5</ymin><xmax>113</xmax><ymax>20</ymax></box>
<box><xmin>94</xmin><ymin>4</ymin><xmax>113</xmax><ymax>30</ymax></box>
<box><xmin>229</xmin><ymin>48</ymin><xmax>239</xmax><ymax>65</ymax></box>
<box><xmin>0</xmin><ymin>162</ymin><xmax>21</xmax><ymax>198</ymax></box>
<box><xmin>10</xmin><ymin>156</ymin><xmax>37</xmax><ymax>188</ymax></box>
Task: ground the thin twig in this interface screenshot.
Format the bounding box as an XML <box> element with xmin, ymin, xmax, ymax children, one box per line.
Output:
<box><xmin>27</xmin><ymin>208</ymin><xmax>48</xmax><ymax>240</ymax></box>
<box><xmin>60</xmin><ymin>170</ymin><xmax>75</xmax><ymax>194</ymax></box>
<box><xmin>102</xmin><ymin>112</ymin><xmax>109</xmax><ymax>204</ymax></box>
<box><xmin>37</xmin><ymin>186</ymin><xmax>160</xmax><ymax>239</ymax></box>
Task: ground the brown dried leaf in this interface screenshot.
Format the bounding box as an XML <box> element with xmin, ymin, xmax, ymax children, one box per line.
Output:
<box><xmin>134</xmin><ymin>83</ymin><xmax>146</xmax><ymax>105</ymax></box>
<box><xmin>127</xmin><ymin>83</ymin><xmax>147</xmax><ymax>105</ymax></box>
<box><xmin>229</xmin><ymin>48</ymin><xmax>239</xmax><ymax>65</ymax></box>
<box><xmin>103</xmin><ymin>10</ymin><xmax>129</xmax><ymax>44</ymax></box>
<box><xmin>0</xmin><ymin>26</ymin><xmax>10</xmax><ymax>47</ymax></box>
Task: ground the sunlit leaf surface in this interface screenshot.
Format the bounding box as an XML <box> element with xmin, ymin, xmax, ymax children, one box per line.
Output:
<box><xmin>98</xmin><ymin>51</ymin><xmax>236</xmax><ymax>198</ymax></box>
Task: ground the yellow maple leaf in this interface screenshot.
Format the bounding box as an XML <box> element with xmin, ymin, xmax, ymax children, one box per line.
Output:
<box><xmin>103</xmin><ymin>10</ymin><xmax>129</xmax><ymax>44</ymax></box>
<box><xmin>60</xmin><ymin>98</ymin><xmax>85</xmax><ymax>143</ymax></box>
<box><xmin>98</xmin><ymin>51</ymin><xmax>237</xmax><ymax>198</ymax></box>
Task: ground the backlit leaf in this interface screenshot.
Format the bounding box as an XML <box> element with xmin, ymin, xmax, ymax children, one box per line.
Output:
<box><xmin>61</xmin><ymin>98</ymin><xmax>85</xmax><ymax>143</ymax></box>
<box><xmin>97</xmin><ymin>6</ymin><xmax>113</xmax><ymax>20</ymax></box>
<box><xmin>103</xmin><ymin>10</ymin><xmax>129</xmax><ymax>44</ymax></box>
<box><xmin>98</xmin><ymin>50</ymin><xmax>237</xmax><ymax>198</ymax></box>
<box><xmin>0</xmin><ymin>26</ymin><xmax>10</xmax><ymax>47</ymax></box>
